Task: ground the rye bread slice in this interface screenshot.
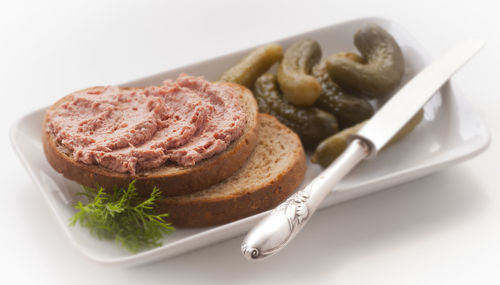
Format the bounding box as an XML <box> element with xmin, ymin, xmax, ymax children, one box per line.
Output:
<box><xmin>156</xmin><ymin>114</ymin><xmax>307</xmax><ymax>228</ymax></box>
<box><xmin>42</xmin><ymin>82</ymin><xmax>259</xmax><ymax>197</ymax></box>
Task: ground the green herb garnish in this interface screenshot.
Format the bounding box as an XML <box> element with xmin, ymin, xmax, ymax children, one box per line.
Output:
<box><xmin>69</xmin><ymin>180</ymin><xmax>174</xmax><ymax>253</ymax></box>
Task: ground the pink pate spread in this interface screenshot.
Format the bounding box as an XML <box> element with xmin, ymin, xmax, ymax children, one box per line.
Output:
<box><xmin>46</xmin><ymin>74</ymin><xmax>246</xmax><ymax>175</ymax></box>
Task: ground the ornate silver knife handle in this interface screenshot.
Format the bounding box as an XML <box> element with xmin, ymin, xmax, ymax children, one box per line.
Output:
<box><xmin>241</xmin><ymin>138</ymin><xmax>371</xmax><ymax>260</ymax></box>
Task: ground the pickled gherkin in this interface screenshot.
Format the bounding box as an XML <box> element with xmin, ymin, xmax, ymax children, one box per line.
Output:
<box><xmin>254</xmin><ymin>73</ymin><xmax>338</xmax><ymax>148</ymax></box>
<box><xmin>277</xmin><ymin>39</ymin><xmax>322</xmax><ymax>106</ymax></box>
<box><xmin>220</xmin><ymin>43</ymin><xmax>283</xmax><ymax>88</ymax></box>
<box><xmin>325</xmin><ymin>23</ymin><xmax>405</xmax><ymax>98</ymax></box>
<box><xmin>312</xmin><ymin>59</ymin><xmax>374</xmax><ymax>129</ymax></box>
<box><xmin>312</xmin><ymin>109</ymin><xmax>424</xmax><ymax>167</ymax></box>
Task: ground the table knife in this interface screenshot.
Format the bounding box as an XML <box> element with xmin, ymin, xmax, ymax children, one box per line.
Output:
<box><xmin>241</xmin><ymin>39</ymin><xmax>484</xmax><ymax>260</ymax></box>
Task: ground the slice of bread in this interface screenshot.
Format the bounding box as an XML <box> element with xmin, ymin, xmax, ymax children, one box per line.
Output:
<box><xmin>42</xmin><ymin>82</ymin><xmax>259</xmax><ymax>197</ymax></box>
<box><xmin>156</xmin><ymin>114</ymin><xmax>307</xmax><ymax>228</ymax></box>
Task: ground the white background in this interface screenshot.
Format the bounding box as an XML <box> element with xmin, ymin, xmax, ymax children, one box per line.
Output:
<box><xmin>1</xmin><ymin>0</ymin><xmax>499</xmax><ymax>284</ymax></box>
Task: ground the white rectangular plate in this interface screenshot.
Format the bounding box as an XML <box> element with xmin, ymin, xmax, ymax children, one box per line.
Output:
<box><xmin>10</xmin><ymin>17</ymin><xmax>490</xmax><ymax>267</ymax></box>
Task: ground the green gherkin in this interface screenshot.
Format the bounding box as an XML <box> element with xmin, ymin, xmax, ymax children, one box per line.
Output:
<box><xmin>312</xmin><ymin>59</ymin><xmax>374</xmax><ymax>129</ymax></box>
<box><xmin>220</xmin><ymin>43</ymin><xmax>283</xmax><ymax>88</ymax></box>
<box><xmin>277</xmin><ymin>39</ymin><xmax>322</xmax><ymax>106</ymax></box>
<box><xmin>325</xmin><ymin>23</ymin><xmax>405</xmax><ymax>99</ymax></box>
<box><xmin>254</xmin><ymin>73</ymin><xmax>338</xmax><ymax>148</ymax></box>
<box><xmin>312</xmin><ymin>109</ymin><xmax>424</xmax><ymax>167</ymax></box>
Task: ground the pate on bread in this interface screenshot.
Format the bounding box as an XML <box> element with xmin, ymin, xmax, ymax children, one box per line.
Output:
<box><xmin>43</xmin><ymin>79</ymin><xmax>259</xmax><ymax>197</ymax></box>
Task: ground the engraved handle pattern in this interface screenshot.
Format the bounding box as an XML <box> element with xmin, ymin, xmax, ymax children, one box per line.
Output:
<box><xmin>241</xmin><ymin>187</ymin><xmax>313</xmax><ymax>260</ymax></box>
<box><xmin>279</xmin><ymin>189</ymin><xmax>310</xmax><ymax>230</ymax></box>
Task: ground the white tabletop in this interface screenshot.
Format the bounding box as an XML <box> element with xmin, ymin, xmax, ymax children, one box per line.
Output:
<box><xmin>1</xmin><ymin>0</ymin><xmax>499</xmax><ymax>284</ymax></box>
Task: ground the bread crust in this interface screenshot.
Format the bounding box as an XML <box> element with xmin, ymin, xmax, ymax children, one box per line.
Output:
<box><xmin>42</xmin><ymin>82</ymin><xmax>259</xmax><ymax>197</ymax></box>
<box><xmin>156</xmin><ymin>114</ymin><xmax>307</xmax><ymax>227</ymax></box>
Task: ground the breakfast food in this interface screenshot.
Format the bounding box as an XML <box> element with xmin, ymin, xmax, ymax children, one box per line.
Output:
<box><xmin>37</xmin><ymin>21</ymin><xmax>431</xmax><ymax>254</ymax></box>
<box><xmin>48</xmin><ymin>22</ymin><xmax>414</xmax><ymax>234</ymax></box>
<box><xmin>43</xmin><ymin>75</ymin><xmax>259</xmax><ymax>197</ymax></box>
<box><xmin>157</xmin><ymin>114</ymin><xmax>306</xmax><ymax>227</ymax></box>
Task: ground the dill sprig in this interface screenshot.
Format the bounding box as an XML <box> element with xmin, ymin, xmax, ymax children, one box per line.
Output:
<box><xmin>69</xmin><ymin>180</ymin><xmax>174</xmax><ymax>253</ymax></box>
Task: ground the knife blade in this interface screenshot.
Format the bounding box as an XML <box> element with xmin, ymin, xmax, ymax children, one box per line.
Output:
<box><xmin>241</xmin><ymin>39</ymin><xmax>484</xmax><ymax>260</ymax></box>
